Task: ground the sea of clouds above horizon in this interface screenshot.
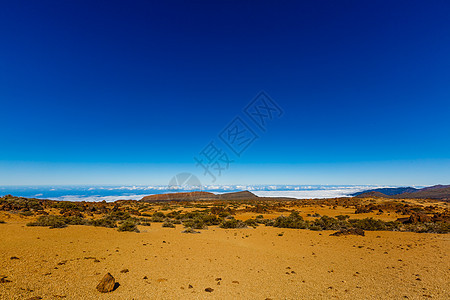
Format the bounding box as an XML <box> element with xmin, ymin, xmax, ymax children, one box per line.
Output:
<box><xmin>0</xmin><ymin>185</ymin><xmax>394</xmax><ymax>202</ymax></box>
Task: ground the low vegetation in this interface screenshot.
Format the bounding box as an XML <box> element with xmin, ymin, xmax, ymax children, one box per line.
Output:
<box><xmin>117</xmin><ymin>220</ymin><xmax>140</xmax><ymax>233</ymax></box>
<box><xmin>0</xmin><ymin>194</ymin><xmax>446</xmax><ymax>234</ymax></box>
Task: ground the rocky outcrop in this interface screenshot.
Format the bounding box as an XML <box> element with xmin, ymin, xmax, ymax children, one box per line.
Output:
<box><xmin>330</xmin><ymin>228</ymin><xmax>365</xmax><ymax>236</ymax></box>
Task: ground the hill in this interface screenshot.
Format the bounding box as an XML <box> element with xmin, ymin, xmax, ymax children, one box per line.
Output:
<box><xmin>140</xmin><ymin>191</ymin><xmax>258</xmax><ymax>202</ymax></box>
<box><xmin>354</xmin><ymin>185</ymin><xmax>450</xmax><ymax>200</ymax></box>
<box><xmin>394</xmin><ymin>185</ymin><xmax>450</xmax><ymax>200</ymax></box>
<box><xmin>351</xmin><ymin>187</ymin><xmax>418</xmax><ymax>197</ymax></box>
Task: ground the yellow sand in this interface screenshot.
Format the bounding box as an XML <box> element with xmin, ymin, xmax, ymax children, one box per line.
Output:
<box><xmin>1</xmin><ymin>218</ymin><xmax>449</xmax><ymax>299</ymax></box>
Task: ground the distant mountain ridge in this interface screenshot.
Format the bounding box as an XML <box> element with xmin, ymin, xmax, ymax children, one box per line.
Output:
<box><xmin>352</xmin><ymin>187</ymin><xmax>419</xmax><ymax>197</ymax></box>
<box><xmin>354</xmin><ymin>185</ymin><xmax>450</xmax><ymax>200</ymax></box>
<box><xmin>141</xmin><ymin>190</ymin><xmax>258</xmax><ymax>202</ymax></box>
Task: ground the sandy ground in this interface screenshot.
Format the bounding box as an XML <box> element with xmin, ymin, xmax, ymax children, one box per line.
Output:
<box><xmin>1</xmin><ymin>217</ymin><xmax>449</xmax><ymax>300</ymax></box>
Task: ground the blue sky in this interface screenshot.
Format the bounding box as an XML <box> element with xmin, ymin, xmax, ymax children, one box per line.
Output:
<box><xmin>1</xmin><ymin>1</ymin><xmax>450</xmax><ymax>186</ymax></box>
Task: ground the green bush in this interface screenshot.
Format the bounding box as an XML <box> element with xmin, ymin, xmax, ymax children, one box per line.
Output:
<box><xmin>117</xmin><ymin>220</ymin><xmax>139</xmax><ymax>232</ymax></box>
<box><xmin>27</xmin><ymin>215</ymin><xmax>68</xmax><ymax>229</ymax></box>
<box><xmin>88</xmin><ymin>217</ymin><xmax>116</xmax><ymax>228</ymax></box>
<box><xmin>183</xmin><ymin>218</ymin><xmax>207</xmax><ymax>229</ymax></box>
<box><xmin>272</xmin><ymin>212</ymin><xmax>308</xmax><ymax>229</ymax></box>
<box><xmin>311</xmin><ymin>216</ymin><xmax>346</xmax><ymax>231</ymax></box>
<box><xmin>107</xmin><ymin>211</ymin><xmax>131</xmax><ymax>221</ymax></box>
<box><xmin>66</xmin><ymin>216</ymin><xmax>87</xmax><ymax>225</ymax></box>
<box><xmin>219</xmin><ymin>218</ymin><xmax>247</xmax><ymax>229</ymax></box>
<box><xmin>151</xmin><ymin>211</ymin><xmax>165</xmax><ymax>222</ymax></box>
<box><xmin>348</xmin><ymin>218</ymin><xmax>387</xmax><ymax>231</ymax></box>
<box><xmin>244</xmin><ymin>218</ymin><xmax>259</xmax><ymax>228</ymax></box>
<box><xmin>180</xmin><ymin>212</ymin><xmax>221</xmax><ymax>229</ymax></box>
<box><xmin>166</xmin><ymin>211</ymin><xmax>181</xmax><ymax>219</ymax></box>
<box><xmin>153</xmin><ymin>211</ymin><xmax>165</xmax><ymax>218</ymax></box>
<box><xmin>403</xmin><ymin>222</ymin><xmax>449</xmax><ymax>234</ymax></box>
<box><xmin>53</xmin><ymin>202</ymin><xmax>81</xmax><ymax>210</ymax></box>
<box><xmin>336</xmin><ymin>215</ymin><xmax>350</xmax><ymax>221</ymax></box>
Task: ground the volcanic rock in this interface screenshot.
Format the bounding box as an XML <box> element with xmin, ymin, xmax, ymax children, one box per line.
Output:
<box><xmin>96</xmin><ymin>273</ymin><xmax>115</xmax><ymax>293</ymax></box>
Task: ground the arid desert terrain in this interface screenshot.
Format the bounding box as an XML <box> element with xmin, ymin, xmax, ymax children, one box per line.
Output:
<box><xmin>1</xmin><ymin>193</ymin><xmax>449</xmax><ymax>299</ymax></box>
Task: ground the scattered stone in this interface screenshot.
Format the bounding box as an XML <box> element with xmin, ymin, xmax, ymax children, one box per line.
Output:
<box><xmin>205</xmin><ymin>288</ymin><xmax>214</xmax><ymax>292</ymax></box>
<box><xmin>96</xmin><ymin>273</ymin><xmax>116</xmax><ymax>293</ymax></box>
<box><xmin>10</xmin><ymin>256</ymin><xmax>19</xmax><ymax>260</ymax></box>
<box><xmin>188</xmin><ymin>284</ymin><xmax>193</xmax><ymax>289</ymax></box>
<box><xmin>120</xmin><ymin>269</ymin><xmax>129</xmax><ymax>273</ymax></box>
<box><xmin>143</xmin><ymin>276</ymin><xmax>148</xmax><ymax>280</ymax></box>
<box><xmin>232</xmin><ymin>280</ymin><xmax>239</xmax><ymax>284</ymax></box>
<box><xmin>0</xmin><ymin>276</ymin><xmax>12</xmax><ymax>283</ymax></box>
<box><xmin>215</xmin><ymin>277</ymin><xmax>222</xmax><ymax>281</ymax></box>
<box><xmin>26</xmin><ymin>297</ymin><xmax>42</xmax><ymax>300</ymax></box>
<box><xmin>330</xmin><ymin>228</ymin><xmax>365</xmax><ymax>236</ymax></box>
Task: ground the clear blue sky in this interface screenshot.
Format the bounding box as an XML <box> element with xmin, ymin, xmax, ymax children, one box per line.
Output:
<box><xmin>1</xmin><ymin>1</ymin><xmax>449</xmax><ymax>186</ymax></box>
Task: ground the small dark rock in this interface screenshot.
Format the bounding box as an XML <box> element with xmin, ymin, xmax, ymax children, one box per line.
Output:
<box><xmin>96</xmin><ymin>273</ymin><xmax>116</xmax><ymax>293</ymax></box>
<box><xmin>205</xmin><ymin>288</ymin><xmax>214</xmax><ymax>292</ymax></box>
